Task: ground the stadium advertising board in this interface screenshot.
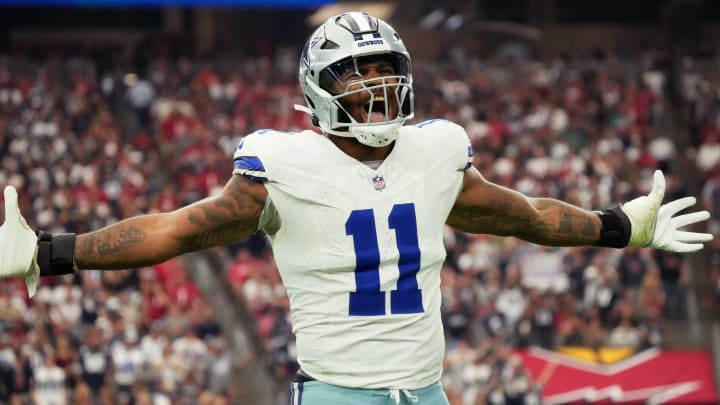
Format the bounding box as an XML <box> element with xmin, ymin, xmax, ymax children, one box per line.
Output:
<box><xmin>519</xmin><ymin>347</ymin><xmax>718</xmax><ymax>404</ymax></box>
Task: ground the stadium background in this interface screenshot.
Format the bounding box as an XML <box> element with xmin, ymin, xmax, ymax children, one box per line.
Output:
<box><xmin>0</xmin><ymin>0</ymin><xmax>720</xmax><ymax>404</ymax></box>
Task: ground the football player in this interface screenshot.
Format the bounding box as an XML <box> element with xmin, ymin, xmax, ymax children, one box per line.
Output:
<box><xmin>0</xmin><ymin>12</ymin><xmax>713</xmax><ymax>405</ymax></box>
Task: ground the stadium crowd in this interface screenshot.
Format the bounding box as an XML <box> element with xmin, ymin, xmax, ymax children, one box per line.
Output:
<box><xmin>0</xmin><ymin>42</ymin><xmax>715</xmax><ymax>404</ymax></box>
<box><xmin>686</xmin><ymin>56</ymin><xmax>720</xmax><ymax>309</ymax></box>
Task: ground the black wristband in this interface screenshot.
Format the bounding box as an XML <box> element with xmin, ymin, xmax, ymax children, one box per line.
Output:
<box><xmin>593</xmin><ymin>206</ymin><xmax>632</xmax><ymax>248</ymax></box>
<box><xmin>37</xmin><ymin>231</ymin><xmax>77</xmax><ymax>276</ymax></box>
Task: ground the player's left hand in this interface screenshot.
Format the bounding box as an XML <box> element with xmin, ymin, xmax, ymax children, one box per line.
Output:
<box><xmin>0</xmin><ymin>186</ymin><xmax>40</xmax><ymax>296</ymax></box>
<box><xmin>622</xmin><ymin>170</ymin><xmax>713</xmax><ymax>252</ymax></box>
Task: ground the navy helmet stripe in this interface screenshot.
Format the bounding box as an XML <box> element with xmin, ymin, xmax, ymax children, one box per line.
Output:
<box><xmin>340</xmin><ymin>13</ymin><xmax>361</xmax><ymax>33</ymax></box>
<box><xmin>365</xmin><ymin>14</ymin><xmax>377</xmax><ymax>31</ymax></box>
<box><xmin>338</xmin><ymin>12</ymin><xmax>377</xmax><ymax>34</ymax></box>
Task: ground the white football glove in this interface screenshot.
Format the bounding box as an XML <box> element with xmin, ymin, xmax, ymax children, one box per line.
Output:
<box><xmin>621</xmin><ymin>170</ymin><xmax>713</xmax><ymax>252</ymax></box>
<box><xmin>0</xmin><ymin>186</ymin><xmax>40</xmax><ymax>297</ymax></box>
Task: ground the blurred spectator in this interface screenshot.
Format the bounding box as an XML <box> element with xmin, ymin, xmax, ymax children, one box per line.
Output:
<box><xmin>606</xmin><ymin>316</ymin><xmax>641</xmax><ymax>347</ymax></box>
<box><xmin>171</xmin><ymin>327</ymin><xmax>209</xmax><ymax>382</ymax></box>
<box><xmin>653</xmin><ymin>250</ymin><xmax>689</xmax><ymax>320</ymax></box>
<box><xmin>0</xmin><ymin>356</ymin><xmax>14</xmax><ymax>403</ymax></box>
<box><xmin>617</xmin><ymin>249</ymin><xmax>651</xmax><ymax>291</ymax></box>
<box><xmin>110</xmin><ymin>330</ymin><xmax>144</xmax><ymax>403</ymax></box>
<box><xmin>32</xmin><ymin>353</ymin><xmax>67</xmax><ymax>405</ymax></box>
<box><xmin>204</xmin><ymin>336</ymin><xmax>233</xmax><ymax>396</ymax></box>
<box><xmin>78</xmin><ymin>326</ymin><xmax>111</xmax><ymax>401</ymax></box>
<box><xmin>637</xmin><ymin>269</ymin><xmax>666</xmax><ymax>319</ymax></box>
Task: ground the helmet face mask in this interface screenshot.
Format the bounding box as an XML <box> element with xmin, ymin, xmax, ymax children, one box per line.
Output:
<box><xmin>299</xmin><ymin>12</ymin><xmax>414</xmax><ymax>147</ymax></box>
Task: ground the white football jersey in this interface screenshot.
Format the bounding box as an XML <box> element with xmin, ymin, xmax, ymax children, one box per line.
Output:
<box><xmin>233</xmin><ymin>119</ymin><xmax>473</xmax><ymax>389</ymax></box>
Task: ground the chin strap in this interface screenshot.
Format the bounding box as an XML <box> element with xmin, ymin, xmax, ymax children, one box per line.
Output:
<box><xmin>293</xmin><ymin>104</ymin><xmax>312</xmax><ymax>115</ymax></box>
<box><xmin>295</xmin><ymin>103</ymin><xmax>353</xmax><ymax>138</ymax></box>
<box><xmin>293</xmin><ymin>104</ymin><xmax>320</xmax><ymax>127</ymax></box>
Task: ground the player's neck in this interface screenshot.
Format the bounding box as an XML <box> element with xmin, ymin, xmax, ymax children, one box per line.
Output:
<box><xmin>326</xmin><ymin>134</ymin><xmax>394</xmax><ymax>162</ymax></box>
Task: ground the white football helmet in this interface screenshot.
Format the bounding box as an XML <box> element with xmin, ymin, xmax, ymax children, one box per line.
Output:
<box><xmin>298</xmin><ymin>12</ymin><xmax>414</xmax><ymax>147</ymax></box>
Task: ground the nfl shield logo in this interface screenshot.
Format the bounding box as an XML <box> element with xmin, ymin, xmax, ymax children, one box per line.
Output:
<box><xmin>372</xmin><ymin>175</ymin><xmax>385</xmax><ymax>191</ymax></box>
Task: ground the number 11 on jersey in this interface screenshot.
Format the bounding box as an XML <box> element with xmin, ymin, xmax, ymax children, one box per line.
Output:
<box><xmin>345</xmin><ymin>203</ymin><xmax>424</xmax><ymax>316</ymax></box>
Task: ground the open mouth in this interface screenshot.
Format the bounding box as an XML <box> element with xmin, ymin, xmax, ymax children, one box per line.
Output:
<box><xmin>365</xmin><ymin>96</ymin><xmax>388</xmax><ymax>123</ymax></box>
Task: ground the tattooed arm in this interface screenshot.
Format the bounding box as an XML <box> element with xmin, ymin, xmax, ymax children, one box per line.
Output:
<box><xmin>74</xmin><ymin>175</ymin><xmax>267</xmax><ymax>270</ymax></box>
<box><xmin>446</xmin><ymin>168</ymin><xmax>601</xmax><ymax>246</ymax></box>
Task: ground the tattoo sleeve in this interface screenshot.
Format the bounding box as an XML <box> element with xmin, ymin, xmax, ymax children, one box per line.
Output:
<box><xmin>78</xmin><ymin>223</ymin><xmax>147</xmax><ymax>268</ymax></box>
<box><xmin>450</xmin><ymin>197</ymin><xmax>601</xmax><ymax>246</ymax></box>
<box><xmin>179</xmin><ymin>177</ymin><xmax>262</xmax><ymax>252</ymax></box>
<box><xmin>75</xmin><ymin>175</ymin><xmax>265</xmax><ymax>270</ymax></box>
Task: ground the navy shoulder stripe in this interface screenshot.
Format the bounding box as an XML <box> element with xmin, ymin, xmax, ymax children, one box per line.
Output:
<box><xmin>464</xmin><ymin>145</ymin><xmax>474</xmax><ymax>170</ymax></box>
<box><xmin>233</xmin><ymin>156</ymin><xmax>265</xmax><ymax>172</ymax></box>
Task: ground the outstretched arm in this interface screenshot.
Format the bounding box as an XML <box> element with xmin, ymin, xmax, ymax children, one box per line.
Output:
<box><xmin>0</xmin><ymin>174</ymin><xmax>267</xmax><ymax>296</ymax></box>
<box><xmin>447</xmin><ymin>167</ymin><xmax>713</xmax><ymax>250</ymax></box>
<box><xmin>75</xmin><ymin>174</ymin><xmax>267</xmax><ymax>269</ymax></box>
<box><xmin>447</xmin><ymin>167</ymin><xmax>601</xmax><ymax>246</ymax></box>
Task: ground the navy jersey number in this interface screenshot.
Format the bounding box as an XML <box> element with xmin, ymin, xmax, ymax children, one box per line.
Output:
<box><xmin>345</xmin><ymin>203</ymin><xmax>424</xmax><ymax>316</ymax></box>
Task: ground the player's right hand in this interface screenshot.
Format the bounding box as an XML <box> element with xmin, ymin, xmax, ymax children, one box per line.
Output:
<box><xmin>0</xmin><ymin>186</ymin><xmax>40</xmax><ymax>296</ymax></box>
